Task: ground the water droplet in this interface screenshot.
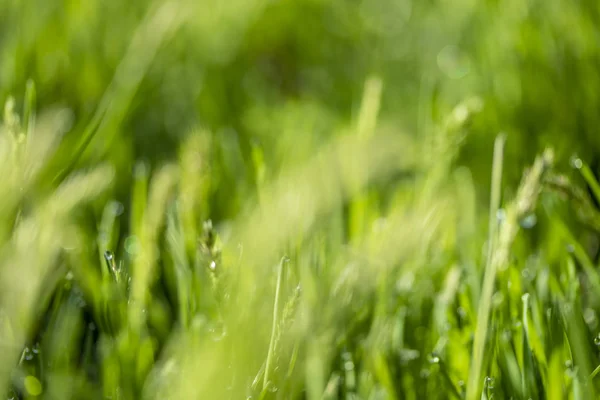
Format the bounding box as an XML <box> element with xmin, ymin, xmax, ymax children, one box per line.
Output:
<box><xmin>344</xmin><ymin>360</ymin><xmax>355</xmax><ymax>371</ymax></box>
<box><xmin>570</xmin><ymin>155</ymin><xmax>583</xmax><ymax>169</ymax></box>
<box><xmin>104</xmin><ymin>251</ymin><xmax>119</xmax><ymax>280</ymax></box>
<box><xmin>485</xmin><ymin>376</ymin><xmax>495</xmax><ymax>389</ymax></box>
<box><xmin>420</xmin><ymin>369</ymin><xmax>431</xmax><ymax>379</ymax></box>
<box><xmin>428</xmin><ymin>353</ymin><xmax>440</xmax><ymax>364</ymax></box>
<box><xmin>519</xmin><ymin>214</ymin><xmax>537</xmax><ymax>229</ymax></box>
<box><xmin>594</xmin><ymin>335</ymin><xmax>600</xmax><ymax>346</ymax></box>
<box><xmin>496</xmin><ymin>209</ymin><xmax>506</xmax><ymax>222</ymax></box>
<box><xmin>23</xmin><ymin>347</ymin><xmax>34</xmax><ymax>361</ymax></box>
<box><xmin>65</xmin><ymin>271</ymin><xmax>74</xmax><ymax>280</ymax></box>
<box><xmin>125</xmin><ymin>236</ymin><xmax>140</xmax><ymax>255</ymax></box>
<box><xmin>32</xmin><ymin>343</ymin><xmax>40</xmax><ymax>354</ymax></box>
<box><xmin>209</xmin><ymin>261</ymin><xmax>217</xmax><ymax>271</ymax></box>
<box><xmin>565</xmin><ymin>360</ymin><xmax>573</xmax><ymax>369</ymax></box>
<box><xmin>109</xmin><ymin>201</ymin><xmax>125</xmax><ymax>216</ymax></box>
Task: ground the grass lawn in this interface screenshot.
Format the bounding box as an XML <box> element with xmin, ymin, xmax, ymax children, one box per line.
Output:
<box><xmin>1</xmin><ymin>0</ymin><xmax>600</xmax><ymax>399</ymax></box>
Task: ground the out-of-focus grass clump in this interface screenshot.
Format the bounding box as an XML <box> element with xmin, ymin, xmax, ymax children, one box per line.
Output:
<box><xmin>1</xmin><ymin>0</ymin><xmax>600</xmax><ymax>399</ymax></box>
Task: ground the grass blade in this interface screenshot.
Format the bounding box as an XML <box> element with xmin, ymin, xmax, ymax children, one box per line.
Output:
<box><xmin>467</xmin><ymin>134</ymin><xmax>505</xmax><ymax>400</ymax></box>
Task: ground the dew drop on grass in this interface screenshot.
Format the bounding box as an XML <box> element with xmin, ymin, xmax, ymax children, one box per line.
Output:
<box><xmin>594</xmin><ymin>335</ymin><xmax>600</xmax><ymax>346</ymax></box>
<box><xmin>420</xmin><ymin>369</ymin><xmax>430</xmax><ymax>379</ymax></box>
<box><xmin>519</xmin><ymin>213</ymin><xmax>537</xmax><ymax>229</ymax></box>
<box><xmin>485</xmin><ymin>376</ymin><xmax>495</xmax><ymax>389</ymax></box>
<box><xmin>496</xmin><ymin>209</ymin><xmax>506</xmax><ymax>223</ymax></box>
<box><xmin>110</xmin><ymin>201</ymin><xmax>125</xmax><ymax>216</ymax></box>
<box><xmin>23</xmin><ymin>347</ymin><xmax>34</xmax><ymax>361</ymax></box>
<box><xmin>428</xmin><ymin>353</ymin><xmax>440</xmax><ymax>364</ymax></box>
<box><xmin>565</xmin><ymin>360</ymin><xmax>573</xmax><ymax>369</ymax></box>
<box><xmin>125</xmin><ymin>236</ymin><xmax>140</xmax><ymax>255</ymax></box>
<box><xmin>570</xmin><ymin>155</ymin><xmax>583</xmax><ymax>169</ymax></box>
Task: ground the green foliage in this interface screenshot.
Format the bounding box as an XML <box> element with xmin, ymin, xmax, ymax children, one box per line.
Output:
<box><xmin>2</xmin><ymin>0</ymin><xmax>600</xmax><ymax>399</ymax></box>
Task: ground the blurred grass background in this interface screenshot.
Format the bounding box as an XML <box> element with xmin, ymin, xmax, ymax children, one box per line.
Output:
<box><xmin>1</xmin><ymin>0</ymin><xmax>600</xmax><ymax>399</ymax></box>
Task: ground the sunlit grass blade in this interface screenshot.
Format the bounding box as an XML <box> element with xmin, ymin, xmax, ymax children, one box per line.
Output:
<box><xmin>262</xmin><ymin>256</ymin><xmax>288</xmax><ymax>391</ymax></box>
<box><xmin>467</xmin><ymin>135</ymin><xmax>505</xmax><ymax>400</ymax></box>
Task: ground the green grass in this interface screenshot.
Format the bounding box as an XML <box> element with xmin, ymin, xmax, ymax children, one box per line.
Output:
<box><xmin>2</xmin><ymin>0</ymin><xmax>600</xmax><ymax>399</ymax></box>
